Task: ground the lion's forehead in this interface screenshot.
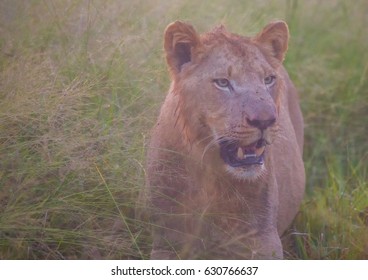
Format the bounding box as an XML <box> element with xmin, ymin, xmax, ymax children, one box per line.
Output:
<box><xmin>202</xmin><ymin>41</ymin><xmax>272</xmax><ymax>78</ymax></box>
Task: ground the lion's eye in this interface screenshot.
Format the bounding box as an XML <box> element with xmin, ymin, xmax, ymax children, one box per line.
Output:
<box><xmin>214</xmin><ymin>78</ymin><xmax>230</xmax><ymax>89</ymax></box>
<box><xmin>264</xmin><ymin>75</ymin><xmax>276</xmax><ymax>86</ymax></box>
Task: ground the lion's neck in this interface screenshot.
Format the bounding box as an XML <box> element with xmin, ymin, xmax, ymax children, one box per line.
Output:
<box><xmin>185</xmin><ymin>153</ymin><xmax>279</xmax><ymax>231</ymax></box>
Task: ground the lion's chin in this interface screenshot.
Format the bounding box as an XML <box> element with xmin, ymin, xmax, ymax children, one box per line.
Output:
<box><xmin>225</xmin><ymin>163</ymin><xmax>266</xmax><ymax>181</ymax></box>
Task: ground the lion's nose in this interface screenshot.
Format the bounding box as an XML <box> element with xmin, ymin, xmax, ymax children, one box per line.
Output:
<box><xmin>247</xmin><ymin>117</ymin><xmax>276</xmax><ymax>130</ymax></box>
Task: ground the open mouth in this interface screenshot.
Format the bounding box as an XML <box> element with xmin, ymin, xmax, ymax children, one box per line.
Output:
<box><xmin>219</xmin><ymin>139</ymin><xmax>266</xmax><ymax>167</ymax></box>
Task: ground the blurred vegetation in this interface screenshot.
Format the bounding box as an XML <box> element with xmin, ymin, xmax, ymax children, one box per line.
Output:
<box><xmin>0</xmin><ymin>0</ymin><xmax>367</xmax><ymax>259</ymax></box>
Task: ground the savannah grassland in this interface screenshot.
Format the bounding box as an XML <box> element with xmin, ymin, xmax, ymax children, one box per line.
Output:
<box><xmin>0</xmin><ymin>0</ymin><xmax>367</xmax><ymax>259</ymax></box>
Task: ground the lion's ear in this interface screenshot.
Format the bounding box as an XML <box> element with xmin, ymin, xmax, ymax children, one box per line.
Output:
<box><xmin>255</xmin><ymin>21</ymin><xmax>289</xmax><ymax>62</ymax></box>
<box><xmin>164</xmin><ymin>21</ymin><xmax>201</xmax><ymax>77</ymax></box>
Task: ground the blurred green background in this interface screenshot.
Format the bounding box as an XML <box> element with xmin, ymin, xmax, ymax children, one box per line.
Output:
<box><xmin>0</xmin><ymin>0</ymin><xmax>367</xmax><ymax>259</ymax></box>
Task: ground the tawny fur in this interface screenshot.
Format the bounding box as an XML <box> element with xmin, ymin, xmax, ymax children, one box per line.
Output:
<box><xmin>144</xmin><ymin>21</ymin><xmax>305</xmax><ymax>259</ymax></box>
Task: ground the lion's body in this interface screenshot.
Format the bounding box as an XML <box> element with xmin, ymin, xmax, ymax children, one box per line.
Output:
<box><xmin>145</xmin><ymin>21</ymin><xmax>305</xmax><ymax>259</ymax></box>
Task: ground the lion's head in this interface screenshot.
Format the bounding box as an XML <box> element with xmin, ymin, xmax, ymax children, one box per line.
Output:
<box><xmin>164</xmin><ymin>21</ymin><xmax>289</xmax><ymax>180</ymax></box>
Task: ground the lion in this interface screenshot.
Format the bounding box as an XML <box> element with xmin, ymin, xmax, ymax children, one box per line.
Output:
<box><xmin>145</xmin><ymin>20</ymin><xmax>305</xmax><ymax>259</ymax></box>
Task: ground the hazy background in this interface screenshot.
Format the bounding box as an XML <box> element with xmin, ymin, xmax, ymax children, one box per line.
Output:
<box><xmin>0</xmin><ymin>0</ymin><xmax>367</xmax><ymax>259</ymax></box>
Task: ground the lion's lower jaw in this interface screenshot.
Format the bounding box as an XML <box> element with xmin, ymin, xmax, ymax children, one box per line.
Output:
<box><xmin>225</xmin><ymin>163</ymin><xmax>266</xmax><ymax>181</ymax></box>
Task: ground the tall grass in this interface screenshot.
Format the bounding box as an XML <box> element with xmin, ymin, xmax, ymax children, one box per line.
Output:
<box><xmin>0</xmin><ymin>0</ymin><xmax>367</xmax><ymax>259</ymax></box>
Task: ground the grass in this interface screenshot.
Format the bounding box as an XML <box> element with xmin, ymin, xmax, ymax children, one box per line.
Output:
<box><xmin>0</xmin><ymin>0</ymin><xmax>367</xmax><ymax>259</ymax></box>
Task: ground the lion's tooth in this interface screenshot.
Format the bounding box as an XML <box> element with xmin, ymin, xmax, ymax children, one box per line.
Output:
<box><xmin>237</xmin><ymin>147</ymin><xmax>244</xmax><ymax>159</ymax></box>
<box><xmin>255</xmin><ymin>146</ymin><xmax>265</xmax><ymax>157</ymax></box>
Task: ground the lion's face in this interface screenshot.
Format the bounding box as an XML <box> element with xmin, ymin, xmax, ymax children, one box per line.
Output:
<box><xmin>164</xmin><ymin>22</ymin><xmax>289</xmax><ymax>179</ymax></box>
